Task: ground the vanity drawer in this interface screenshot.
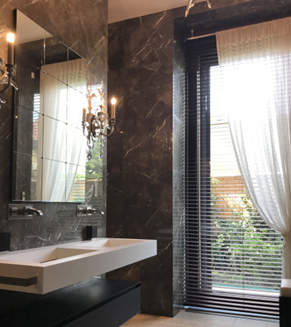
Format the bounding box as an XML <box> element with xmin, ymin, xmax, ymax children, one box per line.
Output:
<box><xmin>0</xmin><ymin>278</ymin><xmax>141</xmax><ymax>327</ymax></box>
<box><xmin>63</xmin><ymin>286</ymin><xmax>141</xmax><ymax>327</ymax></box>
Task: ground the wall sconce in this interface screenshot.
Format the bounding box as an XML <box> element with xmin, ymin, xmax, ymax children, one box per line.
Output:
<box><xmin>0</xmin><ymin>32</ymin><xmax>18</xmax><ymax>105</ymax></box>
<box><xmin>82</xmin><ymin>86</ymin><xmax>117</xmax><ymax>160</ymax></box>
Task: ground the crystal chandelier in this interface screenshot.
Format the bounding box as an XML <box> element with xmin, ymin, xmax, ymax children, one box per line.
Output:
<box><xmin>185</xmin><ymin>0</ymin><xmax>211</xmax><ymax>17</ymax></box>
<box><xmin>82</xmin><ymin>85</ymin><xmax>117</xmax><ymax>160</ymax></box>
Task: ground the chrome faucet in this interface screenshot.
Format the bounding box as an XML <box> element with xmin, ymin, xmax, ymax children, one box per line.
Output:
<box><xmin>23</xmin><ymin>207</ymin><xmax>43</xmax><ymax>216</ymax></box>
<box><xmin>76</xmin><ymin>205</ymin><xmax>104</xmax><ymax>216</ymax></box>
<box><xmin>8</xmin><ymin>204</ymin><xmax>43</xmax><ymax>220</ymax></box>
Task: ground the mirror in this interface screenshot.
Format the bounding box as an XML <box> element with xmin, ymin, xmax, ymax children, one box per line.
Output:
<box><xmin>12</xmin><ymin>11</ymin><xmax>103</xmax><ymax>203</ymax></box>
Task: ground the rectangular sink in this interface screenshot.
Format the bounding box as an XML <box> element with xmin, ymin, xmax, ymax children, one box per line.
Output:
<box><xmin>0</xmin><ymin>238</ymin><xmax>157</xmax><ymax>294</ymax></box>
<box><xmin>1</xmin><ymin>247</ymin><xmax>98</xmax><ymax>264</ymax></box>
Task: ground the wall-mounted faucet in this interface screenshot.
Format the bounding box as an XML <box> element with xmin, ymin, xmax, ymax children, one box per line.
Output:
<box><xmin>76</xmin><ymin>205</ymin><xmax>104</xmax><ymax>217</ymax></box>
<box><xmin>8</xmin><ymin>204</ymin><xmax>43</xmax><ymax>220</ymax></box>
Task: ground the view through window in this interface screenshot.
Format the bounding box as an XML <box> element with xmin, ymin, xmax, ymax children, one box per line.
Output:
<box><xmin>210</xmin><ymin>65</ymin><xmax>283</xmax><ymax>298</ymax></box>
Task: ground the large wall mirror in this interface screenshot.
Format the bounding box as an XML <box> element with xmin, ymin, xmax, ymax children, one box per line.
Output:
<box><xmin>12</xmin><ymin>10</ymin><xmax>103</xmax><ymax>203</ymax></box>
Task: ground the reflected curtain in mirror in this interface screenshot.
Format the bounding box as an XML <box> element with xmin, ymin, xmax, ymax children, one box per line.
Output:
<box><xmin>38</xmin><ymin>59</ymin><xmax>87</xmax><ymax>202</ymax></box>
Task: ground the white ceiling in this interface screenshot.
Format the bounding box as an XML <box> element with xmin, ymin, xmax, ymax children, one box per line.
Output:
<box><xmin>17</xmin><ymin>11</ymin><xmax>52</xmax><ymax>44</ymax></box>
<box><xmin>108</xmin><ymin>0</ymin><xmax>204</xmax><ymax>23</ymax></box>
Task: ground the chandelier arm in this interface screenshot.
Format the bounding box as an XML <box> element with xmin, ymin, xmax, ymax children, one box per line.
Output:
<box><xmin>99</xmin><ymin>118</ymin><xmax>116</xmax><ymax>137</ymax></box>
<box><xmin>185</xmin><ymin>0</ymin><xmax>198</xmax><ymax>17</ymax></box>
<box><xmin>0</xmin><ymin>74</ymin><xmax>12</xmax><ymax>94</ymax></box>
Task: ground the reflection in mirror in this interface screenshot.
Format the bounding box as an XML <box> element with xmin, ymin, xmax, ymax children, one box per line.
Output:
<box><xmin>12</xmin><ymin>10</ymin><xmax>93</xmax><ymax>203</ymax></box>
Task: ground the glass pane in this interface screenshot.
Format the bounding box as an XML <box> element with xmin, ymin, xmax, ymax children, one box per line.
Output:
<box><xmin>16</xmin><ymin>66</ymin><xmax>41</xmax><ymax>112</ymax></box>
<box><xmin>16</xmin><ymin>106</ymin><xmax>42</xmax><ymax>158</ymax></box>
<box><xmin>67</xmin><ymin>125</ymin><xmax>86</xmax><ymax>166</ymax></box>
<box><xmin>67</xmin><ymin>49</ymin><xmax>87</xmax><ymax>95</ymax></box>
<box><xmin>43</xmin><ymin>36</ymin><xmax>68</xmax><ymax>85</ymax></box>
<box><xmin>43</xmin><ymin>116</ymin><xmax>66</xmax><ymax>162</ymax></box>
<box><xmin>67</xmin><ymin>86</ymin><xmax>86</xmax><ymax>128</ymax></box>
<box><xmin>41</xmin><ymin>72</ymin><xmax>68</xmax><ymax>122</ymax></box>
<box><xmin>14</xmin><ymin>152</ymin><xmax>42</xmax><ymax>201</ymax></box>
<box><xmin>16</xmin><ymin>10</ymin><xmax>45</xmax><ymax>70</ymax></box>
<box><xmin>66</xmin><ymin>164</ymin><xmax>86</xmax><ymax>203</ymax></box>
<box><xmin>42</xmin><ymin>159</ymin><xmax>66</xmax><ymax>202</ymax></box>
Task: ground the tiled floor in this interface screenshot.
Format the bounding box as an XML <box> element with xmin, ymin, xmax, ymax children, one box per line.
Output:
<box><xmin>123</xmin><ymin>311</ymin><xmax>279</xmax><ymax>327</ymax></box>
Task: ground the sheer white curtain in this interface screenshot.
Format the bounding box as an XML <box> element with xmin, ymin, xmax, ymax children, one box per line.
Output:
<box><xmin>216</xmin><ymin>17</ymin><xmax>291</xmax><ymax>278</ymax></box>
<box><xmin>40</xmin><ymin>59</ymin><xmax>86</xmax><ymax>202</ymax></box>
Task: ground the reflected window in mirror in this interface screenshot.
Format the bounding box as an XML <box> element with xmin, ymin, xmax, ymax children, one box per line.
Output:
<box><xmin>12</xmin><ymin>10</ymin><xmax>103</xmax><ymax>203</ymax></box>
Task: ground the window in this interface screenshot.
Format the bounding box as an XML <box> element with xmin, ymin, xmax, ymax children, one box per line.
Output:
<box><xmin>185</xmin><ymin>36</ymin><xmax>283</xmax><ymax>318</ymax></box>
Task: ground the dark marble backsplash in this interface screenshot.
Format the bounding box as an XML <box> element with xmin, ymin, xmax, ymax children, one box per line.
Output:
<box><xmin>0</xmin><ymin>0</ymin><xmax>108</xmax><ymax>250</ymax></box>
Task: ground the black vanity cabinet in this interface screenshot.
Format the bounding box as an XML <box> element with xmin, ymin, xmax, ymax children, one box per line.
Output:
<box><xmin>0</xmin><ymin>279</ymin><xmax>141</xmax><ymax>327</ymax></box>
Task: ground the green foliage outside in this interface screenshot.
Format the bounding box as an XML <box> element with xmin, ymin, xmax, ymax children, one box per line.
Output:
<box><xmin>69</xmin><ymin>146</ymin><xmax>103</xmax><ymax>202</ymax></box>
<box><xmin>211</xmin><ymin>178</ymin><xmax>283</xmax><ymax>290</ymax></box>
<box><xmin>74</xmin><ymin>146</ymin><xmax>103</xmax><ymax>181</ymax></box>
<box><xmin>86</xmin><ymin>146</ymin><xmax>103</xmax><ymax>180</ymax></box>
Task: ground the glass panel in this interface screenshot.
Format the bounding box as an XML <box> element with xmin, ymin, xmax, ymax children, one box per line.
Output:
<box><xmin>67</xmin><ymin>125</ymin><xmax>86</xmax><ymax>165</ymax></box>
<box><xmin>17</xmin><ymin>66</ymin><xmax>41</xmax><ymax>112</ymax></box>
<box><xmin>67</xmin><ymin>86</ymin><xmax>86</xmax><ymax>128</ymax></box>
<box><xmin>43</xmin><ymin>116</ymin><xmax>66</xmax><ymax>162</ymax></box>
<box><xmin>66</xmin><ymin>164</ymin><xmax>86</xmax><ymax>203</ymax></box>
<box><xmin>41</xmin><ymin>72</ymin><xmax>68</xmax><ymax>122</ymax></box>
<box><xmin>42</xmin><ymin>159</ymin><xmax>66</xmax><ymax>202</ymax></box>
<box><xmin>43</xmin><ymin>36</ymin><xmax>69</xmax><ymax>85</ymax></box>
<box><xmin>16</xmin><ymin>106</ymin><xmax>42</xmax><ymax>158</ymax></box>
<box><xmin>16</xmin><ymin>10</ymin><xmax>45</xmax><ymax>70</ymax></box>
<box><xmin>67</xmin><ymin>48</ymin><xmax>86</xmax><ymax>95</ymax></box>
<box><xmin>13</xmin><ymin>152</ymin><xmax>42</xmax><ymax>201</ymax></box>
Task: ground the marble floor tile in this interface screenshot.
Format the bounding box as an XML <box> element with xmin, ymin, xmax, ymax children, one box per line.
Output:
<box><xmin>266</xmin><ymin>322</ymin><xmax>279</xmax><ymax>327</ymax></box>
<box><xmin>123</xmin><ymin>311</ymin><xmax>279</xmax><ymax>327</ymax></box>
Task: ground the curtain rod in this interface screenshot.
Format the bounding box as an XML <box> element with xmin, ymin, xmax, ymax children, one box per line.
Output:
<box><xmin>186</xmin><ymin>32</ymin><xmax>215</xmax><ymax>41</ymax></box>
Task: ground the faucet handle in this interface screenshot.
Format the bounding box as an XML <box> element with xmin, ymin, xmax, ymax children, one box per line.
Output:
<box><xmin>76</xmin><ymin>205</ymin><xmax>103</xmax><ymax>216</ymax></box>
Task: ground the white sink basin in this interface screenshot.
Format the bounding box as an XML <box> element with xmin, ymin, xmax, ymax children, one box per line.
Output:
<box><xmin>0</xmin><ymin>238</ymin><xmax>157</xmax><ymax>294</ymax></box>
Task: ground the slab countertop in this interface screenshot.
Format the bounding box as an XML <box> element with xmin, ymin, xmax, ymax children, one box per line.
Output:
<box><xmin>0</xmin><ymin>238</ymin><xmax>157</xmax><ymax>294</ymax></box>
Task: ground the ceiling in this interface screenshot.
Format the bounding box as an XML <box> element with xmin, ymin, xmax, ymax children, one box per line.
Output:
<box><xmin>108</xmin><ymin>0</ymin><xmax>204</xmax><ymax>23</ymax></box>
<box><xmin>17</xmin><ymin>11</ymin><xmax>52</xmax><ymax>44</ymax></box>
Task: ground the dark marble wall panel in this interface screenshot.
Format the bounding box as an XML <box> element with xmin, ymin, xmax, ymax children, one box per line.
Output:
<box><xmin>107</xmin><ymin>10</ymin><xmax>182</xmax><ymax>317</ymax></box>
<box><xmin>173</xmin><ymin>41</ymin><xmax>186</xmax><ymax>315</ymax></box>
<box><xmin>175</xmin><ymin>0</ymin><xmax>291</xmax><ymax>40</ymax></box>
<box><xmin>0</xmin><ymin>0</ymin><xmax>108</xmax><ymax>250</ymax></box>
<box><xmin>107</xmin><ymin>0</ymin><xmax>291</xmax><ymax>318</ymax></box>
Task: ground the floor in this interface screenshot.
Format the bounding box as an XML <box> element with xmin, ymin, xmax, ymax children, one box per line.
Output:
<box><xmin>123</xmin><ymin>311</ymin><xmax>279</xmax><ymax>327</ymax></box>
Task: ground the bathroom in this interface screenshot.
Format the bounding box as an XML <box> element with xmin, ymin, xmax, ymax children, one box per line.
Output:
<box><xmin>0</xmin><ymin>0</ymin><xmax>290</xmax><ymax>326</ymax></box>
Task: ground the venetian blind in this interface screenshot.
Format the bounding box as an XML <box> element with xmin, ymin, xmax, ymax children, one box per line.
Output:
<box><xmin>185</xmin><ymin>35</ymin><xmax>283</xmax><ymax>318</ymax></box>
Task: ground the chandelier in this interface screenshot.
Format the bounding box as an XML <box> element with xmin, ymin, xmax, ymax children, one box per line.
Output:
<box><xmin>82</xmin><ymin>86</ymin><xmax>117</xmax><ymax>160</ymax></box>
<box><xmin>185</xmin><ymin>0</ymin><xmax>212</xmax><ymax>17</ymax></box>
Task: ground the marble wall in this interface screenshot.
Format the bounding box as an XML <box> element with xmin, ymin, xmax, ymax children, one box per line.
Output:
<box><xmin>0</xmin><ymin>0</ymin><xmax>107</xmax><ymax>250</ymax></box>
<box><xmin>107</xmin><ymin>0</ymin><xmax>291</xmax><ymax>317</ymax></box>
<box><xmin>173</xmin><ymin>41</ymin><xmax>186</xmax><ymax>315</ymax></box>
<box><xmin>107</xmin><ymin>8</ymin><xmax>185</xmax><ymax>316</ymax></box>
